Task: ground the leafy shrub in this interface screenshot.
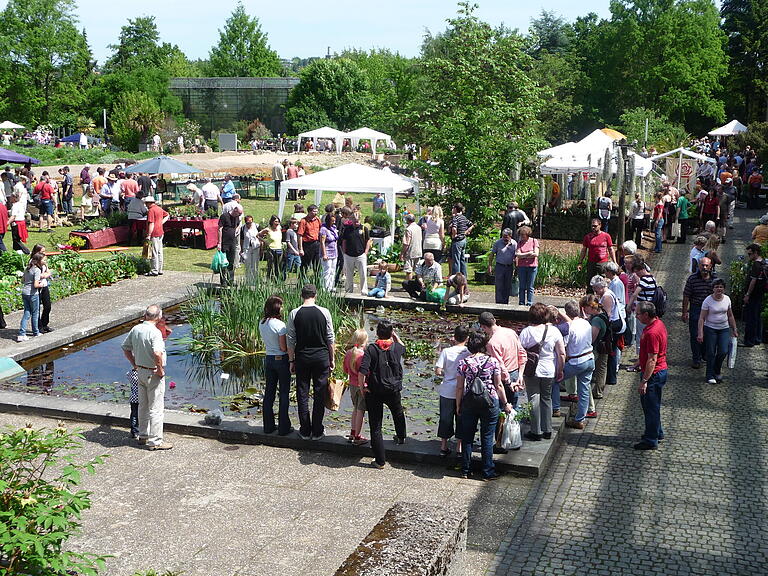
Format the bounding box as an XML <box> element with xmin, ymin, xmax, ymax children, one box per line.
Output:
<box><xmin>0</xmin><ymin>251</ymin><xmax>25</xmax><ymax>276</ymax></box>
<box><xmin>107</xmin><ymin>211</ymin><xmax>128</xmax><ymax>228</ymax></box>
<box><xmin>0</xmin><ymin>422</ymin><xmax>108</xmax><ymax>575</ymax></box>
<box><xmin>79</xmin><ymin>217</ymin><xmax>110</xmax><ymax>232</ymax></box>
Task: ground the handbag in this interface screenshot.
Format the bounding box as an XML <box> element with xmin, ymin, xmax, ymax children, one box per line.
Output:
<box><xmin>523</xmin><ymin>325</ymin><xmax>549</xmax><ymax>377</ymax></box>
<box><xmin>325</xmin><ymin>378</ymin><xmax>346</xmax><ymax>411</ymax></box>
<box><xmin>210</xmin><ymin>250</ymin><xmax>229</xmax><ymax>273</ymax></box>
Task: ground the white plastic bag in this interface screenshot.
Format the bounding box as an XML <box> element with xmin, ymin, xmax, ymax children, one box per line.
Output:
<box><xmin>501</xmin><ymin>410</ymin><xmax>522</xmax><ymax>450</ymax></box>
<box><xmin>728</xmin><ymin>336</ymin><xmax>738</xmax><ymax>369</ymax></box>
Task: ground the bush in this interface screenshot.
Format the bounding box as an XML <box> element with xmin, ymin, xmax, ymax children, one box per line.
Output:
<box><xmin>0</xmin><ymin>422</ymin><xmax>108</xmax><ymax>575</ymax></box>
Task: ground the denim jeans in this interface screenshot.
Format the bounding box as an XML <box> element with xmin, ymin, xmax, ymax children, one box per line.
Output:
<box><xmin>459</xmin><ymin>403</ymin><xmax>498</xmax><ymax>479</ymax></box>
<box><xmin>282</xmin><ymin>252</ymin><xmax>301</xmax><ymax>278</ymax></box>
<box><xmin>559</xmin><ymin>358</ymin><xmax>595</xmax><ymax>422</ymax></box>
<box><xmin>743</xmin><ymin>296</ymin><xmax>764</xmax><ymax>345</ymax></box>
<box><xmin>19</xmin><ymin>293</ymin><xmax>40</xmax><ymax>337</ymax></box>
<box><xmin>654</xmin><ymin>218</ymin><xmax>664</xmax><ymax>252</ymax></box>
<box><xmin>450</xmin><ymin>238</ymin><xmax>467</xmax><ymax>276</ymax></box>
<box><xmin>703</xmin><ymin>325</ymin><xmax>730</xmax><ymax>380</ymax></box>
<box><xmin>369</xmin><ymin>287</ymin><xmax>386</xmax><ymax>298</ymax></box>
<box><xmin>517</xmin><ymin>266</ymin><xmax>537</xmax><ymax>306</ymax></box>
<box><xmin>688</xmin><ymin>305</ymin><xmax>704</xmax><ymax>364</ymax></box>
<box><xmin>367</xmin><ymin>389</ymin><xmax>406</xmax><ymax>465</ymax></box>
<box><xmin>263</xmin><ymin>355</ymin><xmax>293</xmax><ymax>435</ymax></box>
<box><xmin>494</xmin><ymin>263</ymin><xmax>514</xmax><ymax>304</ymax></box>
<box><xmin>640</xmin><ymin>369</ymin><xmax>667</xmax><ymax>446</ymax></box>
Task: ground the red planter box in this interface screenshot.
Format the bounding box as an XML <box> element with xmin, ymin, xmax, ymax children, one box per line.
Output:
<box><xmin>70</xmin><ymin>226</ymin><xmax>131</xmax><ymax>249</ymax></box>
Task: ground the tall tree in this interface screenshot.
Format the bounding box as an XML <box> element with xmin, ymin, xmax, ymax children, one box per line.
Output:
<box><xmin>103</xmin><ymin>16</ymin><xmax>162</xmax><ymax>73</ymax></box>
<box><xmin>284</xmin><ymin>58</ymin><xmax>372</xmax><ymax>133</ymax></box>
<box><xmin>405</xmin><ymin>2</ymin><xmax>546</xmax><ymax>228</ymax></box>
<box><xmin>206</xmin><ymin>2</ymin><xmax>283</xmax><ymax>77</ymax></box>
<box><xmin>0</xmin><ymin>0</ymin><xmax>93</xmax><ymax>126</ymax></box>
<box><xmin>110</xmin><ymin>91</ymin><xmax>163</xmax><ymax>151</ymax></box>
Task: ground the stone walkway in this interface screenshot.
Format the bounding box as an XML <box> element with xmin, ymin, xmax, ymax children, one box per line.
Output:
<box><xmin>489</xmin><ymin>209</ymin><xmax>768</xmax><ymax>575</ymax></box>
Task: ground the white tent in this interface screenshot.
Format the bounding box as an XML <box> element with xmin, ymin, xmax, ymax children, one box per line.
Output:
<box><xmin>278</xmin><ymin>163</ymin><xmax>416</xmax><ymax>243</ymax></box>
<box><xmin>649</xmin><ymin>147</ymin><xmax>716</xmax><ymax>164</ymax></box>
<box><xmin>708</xmin><ymin>119</ymin><xmax>747</xmax><ymax>136</ymax></box>
<box><xmin>346</xmin><ymin>127</ymin><xmax>395</xmax><ymax>155</ymax></box>
<box><xmin>0</xmin><ymin>121</ymin><xmax>24</xmax><ymax>130</ymax></box>
<box><xmin>296</xmin><ymin>126</ymin><xmax>345</xmax><ymax>154</ymax></box>
<box><xmin>538</xmin><ymin>129</ymin><xmax>652</xmax><ymax>176</ymax></box>
<box><xmin>537</xmin><ymin>141</ymin><xmax>579</xmax><ymax>159</ymax></box>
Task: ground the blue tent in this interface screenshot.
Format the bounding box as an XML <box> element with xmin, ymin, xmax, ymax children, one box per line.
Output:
<box><xmin>60</xmin><ymin>132</ymin><xmax>99</xmax><ymax>144</ymax></box>
<box><xmin>0</xmin><ymin>147</ymin><xmax>40</xmax><ymax>164</ymax></box>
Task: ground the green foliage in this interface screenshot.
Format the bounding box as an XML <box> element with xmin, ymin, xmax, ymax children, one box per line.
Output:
<box><xmin>205</xmin><ymin>2</ymin><xmax>283</xmax><ymax>77</ymax></box>
<box><xmin>107</xmin><ymin>211</ymin><xmax>129</xmax><ymax>228</ymax></box>
<box><xmin>734</xmin><ymin>122</ymin><xmax>768</xmax><ymax>166</ymax></box>
<box><xmin>405</xmin><ymin>2</ymin><xmax>545</xmax><ymax>230</ymax></box>
<box><xmin>613</xmin><ymin>107</ymin><xmax>690</xmax><ymax>151</ymax></box>
<box><xmin>0</xmin><ymin>0</ymin><xmax>93</xmax><ymax>127</ymax></box>
<box><xmin>0</xmin><ymin>251</ymin><xmax>25</xmax><ymax>276</ymax></box>
<box><xmin>5</xmin><ymin>144</ymin><xmax>153</xmax><ymax>165</ymax></box>
<box><xmin>246</xmin><ymin>118</ymin><xmax>272</xmax><ymax>141</ymax></box>
<box><xmin>368</xmin><ymin>211</ymin><xmax>393</xmax><ymax>229</ymax></box>
<box><xmin>285</xmin><ymin>58</ymin><xmax>372</xmax><ymax>133</ymax></box>
<box><xmin>78</xmin><ymin>217</ymin><xmax>110</xmax><ymax>232</ymax></box>
<box><xmin>110</xmin><ymin>91</ymin><xmax>163</xmax><ymax>151</ymax></box>
<box><xmin>535</xmin><ymin>251</ymin><xmax>587</xmax><ymax>288</ymax></box>
<box><xmin>0</xmin><ymin>422</ymin><xmax>108</xmax><ymax>575</ymax></box>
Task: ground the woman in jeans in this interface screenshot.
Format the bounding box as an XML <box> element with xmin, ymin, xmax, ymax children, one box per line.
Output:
<box><xmin>258</xmin><ymin>295</ymin><xmax>293</xmax><ymax>435</ymax></box>
<box><xmin>456</xmin><ymin>330</ymin><xmax>512</xmax><ymax>481</ymax></box>
<box><xmin>18</xmin><ymin>253</ymin><xmax>48</xmax><ymax>342</ymax></box>
<box><xmin>652</xmin><ymin>192</ymin><xmax>665</xmax><ymax>253</ymax></box>
<box><xmin>319</xmin><ymin>213</ymin><xmax>339</xmax><ymax>291</ymax></box>
<box><xmin>31</xmin><ymin>244</ymin><xmax>53</xmax><ymax>333</ymax></box>
<box><xmin>515</xmin><ymin>225</ymin><xmax>539</xmax><ymax>306</ymax></box>
<box><xmin>697</xmin><ymin>279</ymin><xmax>738</xmax><ymax>385</ymax></box>
<box><xmin>259</xmin><ymin>215</ymin><xmax>284</xmax><ymax>279</ymax></box>
<box><xmin>518</xmin><ymin>303</ymin><xmax>565</xmax><ymax>441</ymax></box>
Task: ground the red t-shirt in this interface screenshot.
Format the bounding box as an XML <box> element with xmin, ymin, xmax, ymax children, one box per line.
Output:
<box><xmin>653</xmin><ymin>202</ymin><xmax>664</xmax><ymax>221</ymax></box>
<box><xmin>582</xmin><ymin>231</ymin><xmax>612</xmax><ymax>263</ymax></box>
<box><xmin>34</xmin><ymin>181</ymin><xmax>53</xmax><ymax>201</ymax></box>
<box><xmin>639</xmin><ymin>318</ymin><xmax>667</xmax><ymax>374</ymax></box>
<box><xmin>298</xmin><ymin>216</ymin><xmax>320</xmax><ymax>242</ymax></box>
<box><xmin>147</xmin><ymin>204</ymin><xmax>168</xmax><ymax>237</ymax></box>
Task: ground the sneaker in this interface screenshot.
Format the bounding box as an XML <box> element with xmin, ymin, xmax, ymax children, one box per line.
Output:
<box><xmin>130</xmin><ymin>432</ymin><xmax>140</xmax><ymax>440</ymax></box>
<box><xmin>714</xmin><ymin>374</ymin><xmax>723</xmax><ymax>382</ymax></box>
<box><xmin>633</xmin><ymin>441</ymin><xmax>657</xmax><ymax>451</ymax></box>
<box><xmin>482</xmin><ymin>473</ymin><xmax>502</xmax><ymax>482</ymax></box>
<box><xmin>707</xmin><ymin>378</ymin><xmax>717</xmax><ymax>385</ymax></box>
<box><xmin>347</xmin><ymin>434</ymin><xmax>355</xmax><ymax>444</ymax></box>
<box><xmin>16</xmin><ymin>335</ymin><xmax>29</xmax><ymax>342</ymax></box>
<box><xmin>311</xmin><ymin>432</ymin><xmax>325</xmax><ymax>441</ymax></box>
<box><xmin>148</xmin><ymin>442</ymin><xmax>173</xmax><ymax>451</ymax></box>
<box><xmin>297</xmin><ymin>431</ymin><xmax>312</xmax><ymax>440</ymax></box>
<box><xmin>586</xmin><ymin>411</ymin><xmax>598</xmax><ymax>419</ymax></box>
<box><xmin>41</xmin><ymin>326</ymin><xmax>53</xmax><ymax>333</ymax></box>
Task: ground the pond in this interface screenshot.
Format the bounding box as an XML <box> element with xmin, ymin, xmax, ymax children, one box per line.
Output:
<box><xmin>2</xmin><ymin>308</ymin><xmax>526</xmax><ymax>438</ymax></box>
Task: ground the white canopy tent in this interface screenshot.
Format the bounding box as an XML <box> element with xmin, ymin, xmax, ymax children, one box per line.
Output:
<box><xmin>278</xmin><ymin>163</ymin><xmax>417</xmax><ymax>244</ymax></box>
<box><xmin>346</xmin><ymin>127</ymin><xmax>395</xmax><ymax>155</ymax></box>
<box><xmin>708</xmin><ymin>119</ymin><xmax>747</xmax><ymax>136</ymax></box>
<box><xmin>0</xmin><ymin>121</ymin><xmax>24</xmax><ymax>130</ymax></box>
<box><xmin>537</xmin><ymin>141</ymin><xmax>579</xmax><ymax>159</ymax></box>
<box><xmin>296</xmin><ymin>126</ymin><xmax>345</xmax><ymax>154</ymax></box>
<box><xmin>648</xmin><ymin>147</ymin><xmax>716</xmax><ymax>164</ymax></box>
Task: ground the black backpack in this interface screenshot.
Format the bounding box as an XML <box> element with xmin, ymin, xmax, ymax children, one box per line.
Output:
<box><xmin>462</xmin><ymin>356</ymin><xmax>494</xmax><ymax>412</ymax></box>
<box><xmin>652</xmin><ymin>284</ymin><xmax>668</xmax><ymax>318</ymax></box>
<box><xmin>594</xmin><ymin>312</ymin><xmax>614</xmax><ymax>355</ymax></box>
<box><xmin>365</xmin><ymin>343</ymin><xmax>403</xmax><ymax>393</ymax></box>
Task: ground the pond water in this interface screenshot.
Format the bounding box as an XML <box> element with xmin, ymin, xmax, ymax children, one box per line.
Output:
<box><xmin>2</xmin><ymin>308</ymin><xmax>526</xmax><ymax>438</ymax></box>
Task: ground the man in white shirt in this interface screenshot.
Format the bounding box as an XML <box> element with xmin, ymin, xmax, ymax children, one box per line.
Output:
<box><xmin>201</xmin><ymin>178</ymin><xmax>222</xmax><ymax>213</ymax></box>
<box><xmin>14</xmin><ymin>175</ymin><xmax>29</xmax><ymax>212</ymax></box>
<box><xmin>556</xmin><ymin>300</ymin><xmax>596</xmax><ymax>430</ymax></box>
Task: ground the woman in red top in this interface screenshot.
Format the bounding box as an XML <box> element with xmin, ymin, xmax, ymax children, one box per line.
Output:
<box><xmin>652</xmin><ymin>193</ymin><xmax>665</xmax><ymax>253</ymax></box>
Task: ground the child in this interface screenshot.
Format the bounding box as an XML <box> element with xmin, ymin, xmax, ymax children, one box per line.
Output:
<box><xmin>283</xmin><ymin>218</ymin><xmax>301</xmax><ymax>278</ymax></box>
<box><xmin>434</xmin><ymin>324</ymin><xmax>470</xmax><ymax>456</ymax></box>
<box><xmin>369</xmin><ymin>260</ymin><xmax>391</xmax><ymax>298</ymax></box>
<box><xmin>444</xmin><ymin>272</ymin><xmax>470</xmax><ymax>306</ymax></box>
<box><xmin>343</xmin><ymin>329</ymin><xmax>370</xmax><ymax>445</ymax></box>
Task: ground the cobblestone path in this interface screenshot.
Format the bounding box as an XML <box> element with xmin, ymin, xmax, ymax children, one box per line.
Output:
<box><xmin>489</xmin><ymin>209</ymin><xmax>768</xmax><ymax>576</ymax></box>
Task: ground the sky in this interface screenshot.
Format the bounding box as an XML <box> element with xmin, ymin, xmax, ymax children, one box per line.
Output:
<box><xmin>3</xmin><ymin>0</ymin><xmax>614</xmax><ymax>65</ymax></box>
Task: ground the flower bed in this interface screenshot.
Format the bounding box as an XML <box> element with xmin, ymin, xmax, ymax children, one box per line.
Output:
<box><xmin>0</xmin><ymin>251</ymin><xmax>149</xmax><ymax>314</ymax></box>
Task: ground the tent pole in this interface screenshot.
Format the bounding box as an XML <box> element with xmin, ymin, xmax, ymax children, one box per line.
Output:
<box><xmin>677</xmin><ymin>149</ymin><xmax>683</xmax><ymax>190</ymax></box>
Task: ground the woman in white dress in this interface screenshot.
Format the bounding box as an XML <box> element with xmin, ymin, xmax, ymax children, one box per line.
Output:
<box><xmin>240</xmin><ymin>214</ymin><xmax>261</xmax><ymax>282</ymax></box>
<box><xmin>422</xmin><ymin>205</ymin><xmax>445</xmax><ymax>262</ymax></box>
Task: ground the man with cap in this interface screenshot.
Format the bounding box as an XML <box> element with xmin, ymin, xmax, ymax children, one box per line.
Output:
<box><xmin>144</xmin><ymin>196</ymin><xmax>169</xmax><ymax>276</ymax></box>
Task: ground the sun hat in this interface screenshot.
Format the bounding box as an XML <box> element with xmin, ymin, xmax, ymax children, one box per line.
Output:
<box><xmin>143</xmin><ymin>195</ymin><xmax>156</xmax><ymax>203</ymax></box>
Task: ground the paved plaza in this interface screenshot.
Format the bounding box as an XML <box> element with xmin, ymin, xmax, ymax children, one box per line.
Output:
<box><xmin>489</xmin><ymin>209</ymin><xmax>768</xmax><ymax>576</ymax></box>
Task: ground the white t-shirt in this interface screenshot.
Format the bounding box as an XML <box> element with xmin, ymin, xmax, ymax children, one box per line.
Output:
<box><xmin>564</xmin><ymin>317</ymin><xmax>594</xmax><ymax>365</ymax></box>
<box><xmin>435</xmin><ymin>344</ymin><xmax>469</xmax><ymax>399</ymax></box>
<box><xmin>201</xmin><ymin>182</ymin><xmax>220</xmax><ymax>201</ymax></box>
<box><xmin>259</xmin><ymin>318</ymin><xmax>287</xmax><ymax>356</ymax></box>
<box><xmin>519</xmin><ymin>324</ymin><xmax>564</xmax><ymax>378</ymax></box>
<box><xmin>702</xmin><ymin>295</ymin><xmax>731</xmax><ymax>330</ymax></box>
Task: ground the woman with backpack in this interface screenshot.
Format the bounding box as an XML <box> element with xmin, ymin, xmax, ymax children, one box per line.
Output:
<box><xmin>518</xmin><ymin>303</ymin><xmax>565</xmax><ymax>441</ymax></box>
<box><xmin>358</xmin><ymin>320</ymin><xmax>407</xmax><ymax>469</ymax></box>
<box><xmin>455</xmin><ymin>330</ymin><xmax>513</xmax><ymax>481</ymax></box>
<box><xmin>582</xmin><ymin>292</ymin><xmax>609</xmax><ymax>409</ymax></box>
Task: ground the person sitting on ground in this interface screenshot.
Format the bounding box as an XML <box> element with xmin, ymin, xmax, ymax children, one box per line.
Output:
<box><xmin>402</xmin><ymin>252</ymin><xmax>443</xmax><ymax>300</ymax></box>
<box><xmin>343</xmin><ymin>329</ymin><xmax>370</xmax><ymax>446</ymax></box>
<box><xmin>456</xmin><ymin>329</ymin><xmax>512</xmax><ymax>481</ymax></box>
<box><xmin>368</xmin><ymin>260</ymin><xmax>391</xmax><ymax>299</ymax></box>
<box><xmin>444</xmin><ymin>272</ymin><xmax>470</xmax><ymax>306</ymax></box>
<box><xmin>358</xmin><ymin>320</ymin><xmax>407</xmax><ymax>469</ymax></box>
<box><xmin>435</xmin><ymin>324</ymin><xmax>470</xmax><ymax>458</ymax></box>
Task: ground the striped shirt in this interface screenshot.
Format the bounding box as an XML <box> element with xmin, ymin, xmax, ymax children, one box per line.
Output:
<box><xmin>683</xmin><ymin>272</ymin><xmax>716</xmax><ymax>308</ymax></box>
<box><xmin>637</xmin><ymin>274</ymin><xmax>657</xmax><ymax>302</ymax></box>
<box><xmin>450</xmin><ymin>214</ymin><xmax>473</xmax><ymax>240</ymax></box>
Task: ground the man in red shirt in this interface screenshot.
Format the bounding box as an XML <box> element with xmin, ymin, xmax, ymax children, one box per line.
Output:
<box><xmin>634</xmin><ymin>300</ymin><xmax>668</xmax><ymax>450</ymax></box>
<box><xmin>577</xmin><ymin>218</ymin><xmax>616</xmax><ymax>289</ymax></box>
<box><xmin>144</xmin><ymin>196</ymin><xmax>169</xmax><ymax>277</ymax></box>
<box><xmin>34</xmin><ymin>172</ymin><xmax>56</xmax><ymax>231</ymax></box>
<box><xmin>298</xmin><ymin>204</ymin><xmax>321</xmax><ymax>271</ymax></box>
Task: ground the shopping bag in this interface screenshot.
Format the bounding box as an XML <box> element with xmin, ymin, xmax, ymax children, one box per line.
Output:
<box><xmin>501</xmin><ymin>409</ymin><xmax>522</xmax><ymax>450</ymax></box>
<box><xmin>141</xmin><ymin>239</ymin><xmax>150</xmax><ymax>260</ymax></box>
<box><xmin>671</xmin><ymin>222</ymin><xmax>681</xmax><ymax>238</ymax></box>
<box><xmin>728</xmin><ymin>336</ymin><xmax>738</xmax><ymax>369</ymax></box>
<box><xmin>210</xmin><ymin>250</ymin><xmax>229</xmax><ymax>273</ymax></box>
<box><xmin>426</xmin><ymin>286</ymin><xmax>446</xmax><ymax>303</ymax></box>
<box><xmin>325</xmin><ymin>378</ymin><xmax>346</xmax><ymax>411</ymax></box>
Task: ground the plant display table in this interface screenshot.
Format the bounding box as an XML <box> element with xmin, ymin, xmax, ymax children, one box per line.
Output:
<box><xmin>164</xmin><ymin>218</ymin><xmax>219</xmax><ymax>249</ymax></box>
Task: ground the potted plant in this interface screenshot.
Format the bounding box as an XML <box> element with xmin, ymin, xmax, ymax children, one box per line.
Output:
<box><xmin>369</xmin><ymin>211</ymin><xmax>393</xmax><ymax>238</ymax></box>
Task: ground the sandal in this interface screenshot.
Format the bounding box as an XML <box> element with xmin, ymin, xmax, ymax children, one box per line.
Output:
<box><xmin>625</xmin><ymin>365</ymin><xmax>641</xmax><ymax>372</ymax></box>
<box><xmin>352</xmin><ymin>436</ymin><xmax>369</xmax><ymax>446</ymax></box>
<box><xmin>439</xmin><ymin>448</ymin><xmax>451</xmax><ymax>457</ymax></box>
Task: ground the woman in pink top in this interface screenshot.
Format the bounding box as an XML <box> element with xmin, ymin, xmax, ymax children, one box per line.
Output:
<box><xmin>515</xmin><ymin>226</ymin><xmax>539</xmax><ymax>306</ymax></box>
